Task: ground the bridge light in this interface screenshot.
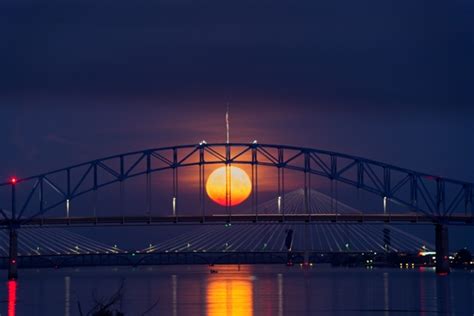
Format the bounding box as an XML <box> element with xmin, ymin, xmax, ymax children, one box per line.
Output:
<box><xmin>10</xmin><ymin>177</ymin><xmax>17</xmax><ymax>184</ymax></box>
<box><xmin>172</xmin><ymin>197</ymin><xmax>176</xmax><ymax>216</ymax></box>
<box><xmin>11</xmin><ymin>259</ymin><xmax>16</xmax><ymax>264</ymax></box>
<box><xmin>66</xmin><ymin>199</ymin><xmax>70</xmax><ymax>217</ymax></box>
<box><xmin>252</xmin><ymin>140</ymin><xmax>258</xmax><ymax>144</ymax></box>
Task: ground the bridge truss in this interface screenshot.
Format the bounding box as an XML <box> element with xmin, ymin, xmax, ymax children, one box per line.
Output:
<box><xmin>0</xmin><ymin>143</ymin><xmax>472</xmax><ymax>278</ymax></box>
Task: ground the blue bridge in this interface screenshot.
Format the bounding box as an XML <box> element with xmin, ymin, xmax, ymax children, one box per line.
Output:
<box><xmin>1</xmin><ymin>143</ymin><xmax>473</xmax><ymax>279</ymax></box>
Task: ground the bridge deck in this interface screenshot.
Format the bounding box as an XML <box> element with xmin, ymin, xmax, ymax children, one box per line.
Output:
<box><xmin>2</xmin><ymin>214</ymin><xmax>472</xmax><ymax>227</ymax></box>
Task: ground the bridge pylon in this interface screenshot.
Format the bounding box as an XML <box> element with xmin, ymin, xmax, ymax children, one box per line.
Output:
<box><xmin>435</xmin><ymin>224</ymin><xmax>449</xmax><ymax>275</ymax></box>
<box><xmin>8</xmin><ymin>228</ymin><xmax>18</xmax><ymax>280</ymax></box>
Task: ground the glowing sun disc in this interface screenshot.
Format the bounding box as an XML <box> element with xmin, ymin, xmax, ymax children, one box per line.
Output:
<box><xmin>206</xmin><ymin>166</ymin><xmax>252</xmax><ymax>206</ymax></box>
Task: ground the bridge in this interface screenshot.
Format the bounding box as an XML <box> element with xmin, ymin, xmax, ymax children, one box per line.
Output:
<box><xmin>1</xmin><ymin>143</ymin><xmax>473</xmax><ymax>279</ymax></box>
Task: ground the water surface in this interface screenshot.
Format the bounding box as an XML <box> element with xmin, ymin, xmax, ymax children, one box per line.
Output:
<box><xmin>0</xmin><ymin>265</ymin><xmax>472</xmax><ymax>315</ymax></box>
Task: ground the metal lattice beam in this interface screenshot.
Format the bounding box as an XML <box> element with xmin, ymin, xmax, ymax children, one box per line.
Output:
<box><xmin>0</xmin><ymin>143</ymin><xmax>472</xmax><ymax>224</ymax></box>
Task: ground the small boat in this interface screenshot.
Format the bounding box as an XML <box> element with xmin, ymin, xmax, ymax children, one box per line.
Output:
<box><xmin>210</xmin><ymin>269</ymin><xmax>218</xmax><ymax>274</ymax></box>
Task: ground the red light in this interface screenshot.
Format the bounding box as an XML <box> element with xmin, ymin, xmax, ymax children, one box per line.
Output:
<box><xmin>11</xmin><ymin>259</ymin><xmax>16</xmax><ymax>265</ymax></box>
<box><xmin>10</xmin><ymin>178</ymin><xmax>17</xmax><ymax>184</ymax></box>
<box><xmin>8</xmin><ymin>280</ymin><xmax>17</xmax><ymax>316</ymax></box>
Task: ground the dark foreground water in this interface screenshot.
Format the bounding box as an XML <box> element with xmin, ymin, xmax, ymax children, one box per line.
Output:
<box><xmin>0</xmin><ymin>265</ymin><xmax>473</xmax><ymax>315</ymax></box>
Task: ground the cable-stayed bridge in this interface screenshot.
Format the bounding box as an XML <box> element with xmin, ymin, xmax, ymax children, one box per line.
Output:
<box><xmin>144</xmin><ymin>189</ymin><xmax>434</xmax><ymax>254</ymax></box>
<box><xmin>0</xmin><ymin>143</ymin><xmax>472</xmax><ymax>278</ymax></box>
<box><xmin>0</xmin><ymin>228</ymin><xmax>124</xmax><ymax>257</ymax></box>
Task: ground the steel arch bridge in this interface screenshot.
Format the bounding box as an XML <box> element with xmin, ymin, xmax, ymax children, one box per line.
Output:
<box><xmin>1</xmin><ymin>143</ymin><xmax>473</xmax><ymax>278</ymax></box>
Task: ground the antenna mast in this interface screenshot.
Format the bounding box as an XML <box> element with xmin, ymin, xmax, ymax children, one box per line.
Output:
<box><xmin>226</xmin><ymin>104</ymin><xmax>230</xmax><ymax>144</ymax></box>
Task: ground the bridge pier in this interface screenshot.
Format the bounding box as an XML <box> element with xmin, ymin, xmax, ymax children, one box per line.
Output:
<box><xmin>8</xmin><ymin>228</ymin><xmax>18</xmax><ymax>280</ymax></box>
<box><xmin>383</xmin><ymin>227</ymin><xmax>391</xmax><ymax>252</ymax></box>
<box><xmin>435</xmin><ymin>224</ymin><xmax>449</xmax><ymax>275</ymax></box>
<box><xmin>303</xmin><ymin>224</ymin><xmax>310</xmax><ymax>266</ymax></box>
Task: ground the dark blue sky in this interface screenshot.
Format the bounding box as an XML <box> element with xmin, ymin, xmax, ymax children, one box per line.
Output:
<box><xmin>1</xmin><ymin>1</ymin><xmax>473</xmax><ymax>247</ymax></box>
<box><xmin>1</xmin><ymin>0</ymin><xmax>473</xmax><ymax>105</ymax></box>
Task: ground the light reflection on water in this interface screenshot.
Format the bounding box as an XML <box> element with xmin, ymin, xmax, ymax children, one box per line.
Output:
<box><xmin>207</xmin><ymin>277</ymin><xmax>253</xmax><ymax>316</ymax></box>
<box><xmin>7</xmin><ymin>280</ymin><xmax>16</xmax><ymax>316</ymax></box>
<box><xmin>0</xmin><ymin>265</ymin><xmax>473</xmax><ymax>315</ymax></box>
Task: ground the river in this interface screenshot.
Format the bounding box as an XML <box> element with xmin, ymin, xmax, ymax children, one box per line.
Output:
<box><xmin>0</xmin><ymin>265</ymin><xmax>473</xmax><ymax>315</ymax></box>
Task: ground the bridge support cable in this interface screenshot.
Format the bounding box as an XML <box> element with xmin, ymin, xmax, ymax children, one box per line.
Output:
<box><xmin>172</xmin><ymin>148</ymin><xmax>178</xmax><ymax>220</ymax></box>
<box><xmin>326</xmin><ymin>223</ymin><xmax>344</xmax><ymax>252</ymax></box>
<box><xmin>303</xmin><ymin>224</ymin><xmax>310</xmax><ymax>264</ymax></box>
<box><xmin>304</xmin><ymin>151</ymin><xmax>311</xmax><ymax>221</ymax></box>
<box><xmin>282</xmin><ymin>167</ymin><xmax>285</xmax><ymax>220</ymax></box>
<box><xmin>435</xmin><ymin>224</ymin><xmax>449</xmax><ymax>275</ymax></box>
<box><xmin>251</xmin><ymin>146</ymin><xmax>258</xmax><ymax>221</ymax></box>
<box><xmin>382</xmin><ymin>226</ymin><xmax>422</xmax><ymax>252</ymax></box>
<box><xmin>229</xmin><ymin>225</ymin><xmax>259</xmax><ymax>251</ymax></box>
<box><xmin>199</xmin><ymin>147</ymin><xmax>205</xmax><ymax>222</ymax></box>
<box><xmin>66</xmin><ymin>169</ymin><xmax>71</xmax><ymax>219</ymax></box>
<box><xmin>146</xmin><ymin>153</ymin><xmax>152</xmax><ymax>220</ymax></box>
<box><xmin>277</xmin><ymin>148</ymin><xmax>284</xmax><ymax>219</ymax></box>
<box><xmin>224</xmin><ymin>143</ymin><xmax>231</xmax><ymax>221</ymax></box>
<box><xmin>38</xmin><ymin>178</ymin><xmax>44</xmax><ymax>223</ymax></box>
<box><xmin>92</xmin><ymin>163</ymin><xmax>98</xmax><ymax>220</ymax></box>
<box><xmin>171</xmin><ymin>227</ymin><xmax>224</xmax><ymax>252</ymax></box>
<box><xmin>146</xmin><ymin>173</ymin><xmax>151</xmax><ymax>220</ymax></box>
<box><xmin>93</xmin><ymin>189</ymin><xmax>98</xmax><ymax>222</ymax></box>
<box><xmin>228</xmin><ymin>163</ymin><xmax>232</xmax><ymax>221</ymax></box>
<box><xmin>7</xmin><ymin>181</ymin><xmax>19</xmax><ymax>280</ymax></box>
<box><xmin>320</xmin><ymin>225</ymin><xmax>334</xmax><ymax>252</ymax></box>
<box><xmin>119</xmin><ymin>181</ymin><xmax>125</xmax><ymax>221</ymax></box>
<box><xmin>467</xmin><ymin>186</ymin><xmax>474</xmax><ymax>217</ymax></box>
<box><xmin>148</xmin><ymin>226</ymin><xmax>213</xmax><ymax>252</ymax></box>
<box><xmin>332</xmin><ymin>224</ymin><xmax>347</xmax><ymax>251</ymax></box>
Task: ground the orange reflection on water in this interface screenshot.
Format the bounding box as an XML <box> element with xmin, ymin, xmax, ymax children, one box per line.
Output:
<box><xmin>206</xmin><ymin>267</ymin><xmax>253</xmax><ymax>316</ymax></box>
<box><xmin>8</xmin><ymin>280</ymin><xmax>17</xmax><ymax>316</ymax></box>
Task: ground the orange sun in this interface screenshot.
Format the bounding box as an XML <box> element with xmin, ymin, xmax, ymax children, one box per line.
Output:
<box><xmin>206</xmin><ymin>166</ymin><xmax>252</xmax><ymax>206</ymax></box>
